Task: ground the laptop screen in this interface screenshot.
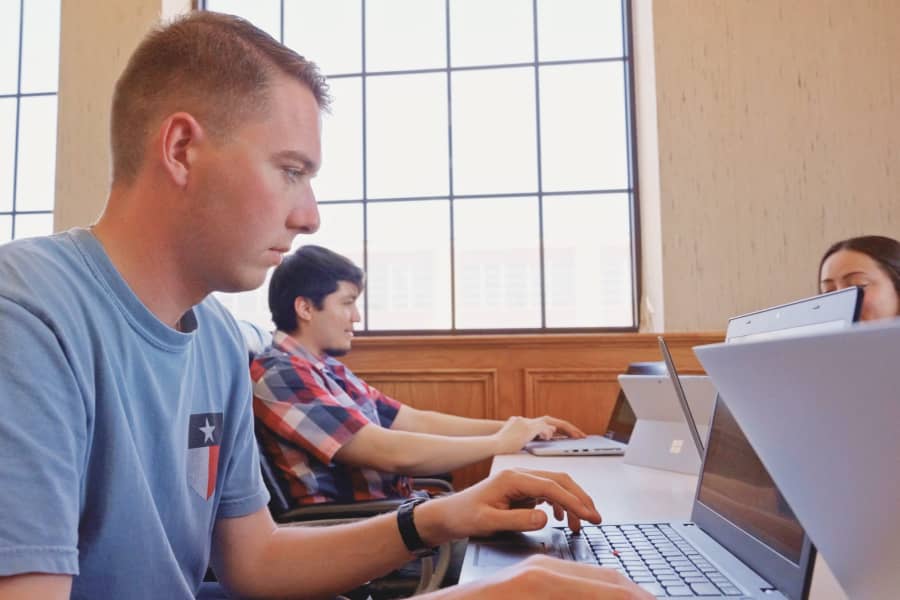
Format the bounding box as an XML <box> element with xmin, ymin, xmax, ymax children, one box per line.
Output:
<box><xmin>691</xmin><ymin>287</ymin><xmax>862</xmax><ymax>597</ymax></box>
<box><xmin>697</xmin><ymin>401</ymin><xmax>805</xmax><ymax>563</ymax></box>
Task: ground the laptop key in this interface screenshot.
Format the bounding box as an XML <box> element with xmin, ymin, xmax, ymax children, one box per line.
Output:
<box><xmin>637</xmin><ymin>582</ymin><xmax>666</xmax><ymax>597</ymax></box>
<box><xmin>663</xmin><ymin>585</ymin><xmax>694</xmax><ymax>596</ymax></box>
<box><xmin>689</xmin><ymin>582</ymin><xmax>722</xmax><ymax>596</ymax></box>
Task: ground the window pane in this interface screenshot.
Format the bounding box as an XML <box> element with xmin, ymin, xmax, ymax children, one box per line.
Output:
<box><xmin>13</xmin><ymin>212</ymin><xmax>53</xmax><ymax>240</ymax></box>
<box><xmin>451</xmin><ymin>67</ymin><xmax>537</xmax><ymax>195</ymax></box>
<box><xmin>0</xmin><ymin>98</ymin><xmax>15</xmax><ymax>212</ymax></box>
<box><xmin>537</xmin><ymin>0</ymin><xmax>623</xmax><ymax>61</ymax></box>
<box><xmin>367</xmin><ymin>200</ymin><xmax>451</xmax><ymax>329</ymax></box>
<box><xmin>450</xmin><ymin>0</ymin><xmax>533</xmax><ymax>67</ymax></box>
<box><xmin>213</xmin><ymin>286</ymin><xmax>273</xmax><ymax>331</ymax></box>
<box><xmin>300</xmin><ymin>202</ymin><xmax>364</xmax><ymax>262</ymax></box>
<box><xmin>539</xmin><ymin>62</ymin><xmax>628</xmax><ymax>192</ymax></box>
<box><xmin>544</xmin><ymin>194</ymin><xmax>633</xmax><ymax>327</ymax></box>
<box><xmin>316</xmin><ymin>77</ymin><xmax>363</xmax><ymax>201</ymax></box>
<box><xmin>454</xmin><ymin>197</ymin><xmax>540</xmax><ymax>329</ymax></box>
<box><xmin>284</xmin><ymin>0</ymin><xmax>361</xmax><ymax>75</ymax></box>
<box><xmin>366</xmin><ymin>73</ymin><xmax>448</xmax><ymax>199</ymax></box>
<box><xmin>16</xmin><ymin>95</ymin><xmax>56</xmax><ymax>211</ymax></box>
<box><xmin>0</xmin><ymin>0</ymin><xmax>20</xmax><ymax>95</ymax></box>
<box><xmin>205</xmin><ymin>0</ymin><xmax>281</xmax><ymax>40</ymax></box>
<box><xmin>0</xmin><ymin>215</ymin><xmax>11</xmax><ymax>244</ymax></box>
<box><xmin>366</xmin><ymin>0</ymin><xmax>445</xmax><ymax>72</ymax></box>
<box><xmin>20</xmin><ymin>0</ymin><xmax>60</xmax><ymax>94</ymax></box>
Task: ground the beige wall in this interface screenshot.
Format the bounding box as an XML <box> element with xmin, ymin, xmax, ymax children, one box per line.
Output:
<box><xmin>54</xmin><ymin>0</ymin><xmax>190</xmax><ymax>232</ymax></box>
<box><xmin>641</xmin><ymin>0</ymin><xmax>900</xmax><ymax>331</ymax></box>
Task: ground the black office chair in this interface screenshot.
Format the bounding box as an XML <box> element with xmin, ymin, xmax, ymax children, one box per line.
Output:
<box><xmin>606</xmin><ymin>361</ymin><xmax>668</xmax><ymax>443</ymax></box>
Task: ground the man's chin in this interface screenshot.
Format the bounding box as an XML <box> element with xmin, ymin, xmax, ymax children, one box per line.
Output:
<box><xmin>323</xmin><ymin>347</ymin><xmax>350</xmax><ymax>358</ymax></box>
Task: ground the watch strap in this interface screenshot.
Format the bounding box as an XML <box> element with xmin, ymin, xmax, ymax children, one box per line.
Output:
<box><xmin>397</xmin><ymin>496</ymin><xmax>435</xmax><ymax>558</ymax></box>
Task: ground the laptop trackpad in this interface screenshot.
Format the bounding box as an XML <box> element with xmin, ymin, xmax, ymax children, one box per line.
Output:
<box><xmin>473</xmin><ymin>531</ymin><xmax>565</xmax><ymax>567</ymax></box>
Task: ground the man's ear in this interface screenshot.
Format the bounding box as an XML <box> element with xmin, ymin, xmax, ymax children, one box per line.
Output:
<box><xmin>159</xmin><ymin>112</ymin><xmax>205</xmax><ymax>187</ymax></box>
<box><xmin>294</xmin><ymin>297</ymin><xmax>315</xmax><ymax>323</ymax></box>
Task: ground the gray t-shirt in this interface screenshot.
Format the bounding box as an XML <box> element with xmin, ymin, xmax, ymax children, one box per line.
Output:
<box><xmin>0</xmin><ymin>228</ymin><xmax>268</xmax><ymax>598</ymax></box>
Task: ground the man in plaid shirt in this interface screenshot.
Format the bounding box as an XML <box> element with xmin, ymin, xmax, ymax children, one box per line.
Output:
<box><xmin>251</xmin><ymin>245</ymin><xmax>586</xmax><ymax>507</ymax></box>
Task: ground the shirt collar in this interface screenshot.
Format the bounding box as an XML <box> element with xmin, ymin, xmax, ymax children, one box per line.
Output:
<box><xmin>271</xmin><ymin>330</ymin><xmax>342</xmax><ymax>371</ymax></box>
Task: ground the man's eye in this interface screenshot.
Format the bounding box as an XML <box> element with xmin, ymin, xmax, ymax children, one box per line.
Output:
<box><xmin>283</xmin><ymin>167</ymin><xmax>304</xmax><ymax>182</ymax></box>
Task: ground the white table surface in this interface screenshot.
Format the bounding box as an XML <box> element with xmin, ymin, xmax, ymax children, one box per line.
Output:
<box><xmin>491</xmin><ymin>453</ymin><xmax>846</xmax><ymax>599</ymax></box>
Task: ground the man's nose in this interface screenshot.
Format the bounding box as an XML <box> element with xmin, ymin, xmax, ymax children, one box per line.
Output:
<box><xmin>289</xmin><ymin>188</ymin><xmax>320</xmax><ymax>235</ymax></box>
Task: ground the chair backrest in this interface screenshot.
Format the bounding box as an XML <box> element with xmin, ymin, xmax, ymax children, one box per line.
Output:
<box><xmin>256</xmin><ymin>436</ymin><xmax>296</xmax><ymax>518</ymax></box>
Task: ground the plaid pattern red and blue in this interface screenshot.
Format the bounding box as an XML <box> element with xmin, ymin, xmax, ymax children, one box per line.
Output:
<box><xmin>251</xmin><ymin>331</ymin><xmax>413</xmax><ymax>506</ymax></box>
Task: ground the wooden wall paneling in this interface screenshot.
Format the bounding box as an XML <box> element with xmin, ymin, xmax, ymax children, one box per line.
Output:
<box><xmin>353</xmin><ymin>369</ymin><xmax>498</xmax><ymax>490</ymax></box>
<box><xmin>524</xmin><ymin>368</ymin><xmax>623</xmax><ymax>434</ymax></box>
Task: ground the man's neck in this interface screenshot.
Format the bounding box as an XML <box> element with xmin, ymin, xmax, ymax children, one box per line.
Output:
<box><xmin>92</xmin><ymin>187</ymin><xmax>204</xmax><ymax>329</ymax></box>
<box><xmin>284</xmin><ymin>330</ymin><xmax>325</xmax><ymax>360</ymax></box>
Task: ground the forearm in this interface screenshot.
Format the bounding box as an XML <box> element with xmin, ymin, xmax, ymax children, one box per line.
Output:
<box><xmin>337</xmin><ymin>426</ymin><xmax>502</xmax><ymax>475</ymax></box>
<box><xmin>214</xmin><ymin>511</ymin><xmax>420</xmax><ymax>600</ymax></box>
<box><xmin>394</xmin><ymin>406</ymin><xmax>504</xmax><ymax>436</ymax></box>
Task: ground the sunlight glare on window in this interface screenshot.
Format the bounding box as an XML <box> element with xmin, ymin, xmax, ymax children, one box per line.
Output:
<box><xmin>315</xmin><ymin>77</ymin><xmax>363</xmax><ymax>202</ymax></box>
<box><xmin>205</xmin><ymin>0</ymin><xmax>280</xmax><ymax>39</ymax></box>
<box><xmin>366</xmin><ymin>0</ymin><xmax>445</xmax><ymax>72</ymax></box>
<box><xmin>20</xmin><ymin>0</ymin><xmax>60</xmax><ymax>94</ymax></box>
<box><xmin>0</xmin><ymin>1</ymin><xmax>20</xmax><ymax>96</ymax></box>
<box><xmin>284</xmin><ymin>0</ymin><xmax>361</xmax><ymax>75</ymax></box>
<box><xmin>540</xmin><ymin>62</ymin><xmax>629</xmax><ymax>192</ymax></box>
<box><xmin>15</xmin><ymin>96</ymin><xmax>57</xmax><ymax>211</ymax></box>
<box><xmin>543</xmin><ymin>194</ymin><xmax>633</xmax><ymax>327</ymax></box>
<box><xmin>451</xmin><ymin>67</ymin><xmax>537</xmax><ymax>196</ymax></box>
<box><xmin>366</xmin><ymin>73</ymin><xmax>448</xmax><ymax>199</ymax></box>
<box><xmin>454</xmin><ymin>196</ymin><xmax>541</xmax><ymax>329</ymax></box>
<box><xmin>367</xmin><ymin>200</ymin><xmax>451</xmax><ymax>330</ymax></box>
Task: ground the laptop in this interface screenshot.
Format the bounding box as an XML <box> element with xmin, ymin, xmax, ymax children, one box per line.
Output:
<box><xmin>459</xmin><ymin>287</ymin><xmax>862</xmax><ymax>598</ymax></box>
<box><xmin>659</xmin><ymin>337</ymin><xmax>709</xmax><ymax>457</ymax></box>
<box><xmin>619</xmin><ymin>373</ymin><xmax>716</xmax><ymax>474</ymax></box>
<box><xmin>694</xmin><ymin>317</ymin><xmax>898</xmax><ymax>599</ymax></box>
<box><xmin>526</xmin><ymin>434</ymin><xmax>626</xmax><ymax>456</ymax></box>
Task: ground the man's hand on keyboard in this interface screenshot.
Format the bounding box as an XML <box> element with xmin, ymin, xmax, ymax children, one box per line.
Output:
<box><xmin>415</xmin><ymin>468</ymin><xmax>601</xmax><ymax>544</ymax></box>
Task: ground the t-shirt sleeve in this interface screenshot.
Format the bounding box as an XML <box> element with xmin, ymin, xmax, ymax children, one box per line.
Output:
<box><xmin>365</xmin><ymin>382</ymin><xmax>403</xmax><ymax>428</ymax></box>
<box><xmin>0</xmin><ymin>298</ymin><xmax>84</xmax><ymax>576</ymax></box>
<box><xmin>215</xmin><ymin>389</ymin><xmax>269</xmax><ymax>519</ymax></box>
<box><xmin>252</xmin><ymin>358</ymin><xmax>372</xmax><ymax>465</ymax></box>
<box><xmin>214</xmin><ymin>323</ymin><xmax>270</xmax><ymax>520</ymax></box>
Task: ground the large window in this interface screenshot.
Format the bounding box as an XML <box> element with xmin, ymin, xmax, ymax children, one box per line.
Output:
<box><xmin>0</xmin><ymin>0</ymin><xmax>60</xmax><ymax>244</ymax></box>
<box><xmin>207</xmin><ymin>0</ymin><xmax>639</xmax><ymax>332</ymax></box>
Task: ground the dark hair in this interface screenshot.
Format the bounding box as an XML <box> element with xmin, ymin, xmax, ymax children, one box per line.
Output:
<box><xmin>819</xmin><ymin>235</ymin><xmax>900</xmax><ymax>295</ymax></box>
<box><xmin>269</xmin><ymin>245</ymin><xmax>365</xmax><ymax>333</ymax></box>
<box><xmin>111</xmin><ymin>11</ymin><xmax>330</xmax><ymax>183</ymax></box>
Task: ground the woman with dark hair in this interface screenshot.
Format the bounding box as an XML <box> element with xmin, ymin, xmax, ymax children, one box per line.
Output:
<box><xmin>819</xmin><ymin>235</ymin><xmax>900</xmax><ymax>321</ymax></box>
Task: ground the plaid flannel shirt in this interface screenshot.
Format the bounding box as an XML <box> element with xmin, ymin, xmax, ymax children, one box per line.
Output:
<box><xmin>251</xmin><ymin>331</ymin><xmax>413</xmax><ymax>506</ymax></box>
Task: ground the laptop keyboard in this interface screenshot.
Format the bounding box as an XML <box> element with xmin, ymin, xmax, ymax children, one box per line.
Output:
<box><xmin>564</xmin><ymin>523</ymin><xmax>747</xmax><ymax>597</ymax></box>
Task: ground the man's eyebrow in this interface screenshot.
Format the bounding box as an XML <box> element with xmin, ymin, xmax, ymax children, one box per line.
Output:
<box><xmin>273</xmin><ymin>150</ymin><xmax>319</xmax><ymax>174</ymax></box>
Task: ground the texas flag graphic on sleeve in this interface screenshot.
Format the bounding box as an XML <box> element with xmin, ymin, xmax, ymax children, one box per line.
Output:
<box><xmin>187</xmin><ymin>412</ymin><xmax>224</xmax><ymax>500</ymax></box>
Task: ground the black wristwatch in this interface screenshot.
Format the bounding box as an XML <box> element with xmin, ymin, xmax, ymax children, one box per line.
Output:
<box><xmin>397</xmin><ymin>496</ymin><xmax>436</xmax><ymax>558</ymax></box>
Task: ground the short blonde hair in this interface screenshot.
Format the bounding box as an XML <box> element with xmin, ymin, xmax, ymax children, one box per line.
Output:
<box><xmin>110</xmin><ymin>11</ymin><xmax>329</xmax><ymax>183</ymax></box>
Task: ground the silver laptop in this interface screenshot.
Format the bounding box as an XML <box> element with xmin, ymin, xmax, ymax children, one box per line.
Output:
<box><xmin>459</xmin><ymin>287</ymin><xmax>862</xmax><ymax>599</ymax></box>
<box><xmin>619</xmin><ymin>373</ymin><xmax>715</xmax><ymax>474</ymax></box>
<box><xmin>526</xmin><ymin>434</ymin><xmax>626</xmax><ymax>456</ymax></box>
<box><xmin>695</xmin><ymin>317</ymin><xmax>897</xmax><ymax>599</ymax></box>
